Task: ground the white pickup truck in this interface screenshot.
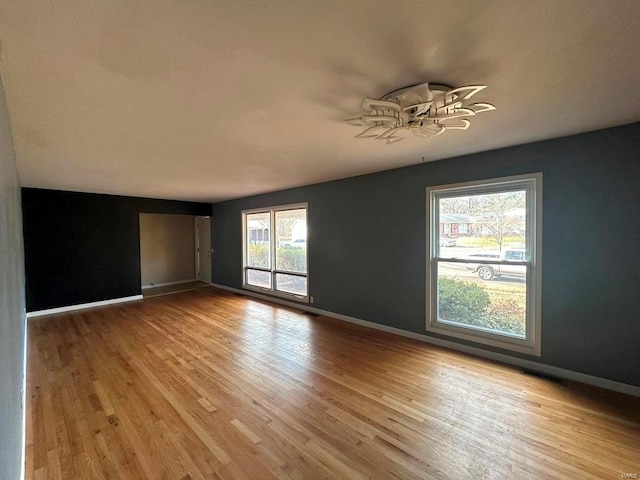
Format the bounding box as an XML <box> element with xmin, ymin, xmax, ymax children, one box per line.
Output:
<box><xmin>465</xmin><ymin>249</ymin><xmax>526</xmax><ymax>280</ymax></box>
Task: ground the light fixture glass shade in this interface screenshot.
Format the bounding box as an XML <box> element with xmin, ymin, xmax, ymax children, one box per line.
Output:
<box><xmin>347</xmin><ymin>82</ymin><xmax>495</xmax><ymax>144</ymax></box>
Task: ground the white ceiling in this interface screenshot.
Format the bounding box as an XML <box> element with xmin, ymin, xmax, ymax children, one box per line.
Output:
<box><xmin>1</xmin><ymin>1</ymin><xmax>639</xmax><ymax>202</ymax></box>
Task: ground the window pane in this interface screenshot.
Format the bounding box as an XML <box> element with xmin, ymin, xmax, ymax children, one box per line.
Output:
<box><xmin>246</xmin><ymin>212</ymin><xmax>271</xmax><ymax>268</ymax></box>
<box><xmin>247</xmin><ymin>269</ymin><xmax>271</xmax><ymax>288</ymax></box>
<box><xmin>438</xmin><ymin>190</ymin><xmax>527</xmax><ymax>259</ymax></box>
<box><xmin>437</xmin><ymin>261</ymin><xmax>526</xmax><ymax>338</ymax></box>
<box><xmin>275</xmin><ymin>208</ymin><xmax>307</xmax><ymax>273</ymax></box>
<box><xmin>276</xmin><ymin>273</ymin><xmax>307</xmax><ymax>296</ymax></box>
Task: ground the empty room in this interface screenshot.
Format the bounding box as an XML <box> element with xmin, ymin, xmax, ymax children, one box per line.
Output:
<box><xmin>1</xmin><ymin>1</ymin><xmax>640</xmax><ymax>479</ymax></box>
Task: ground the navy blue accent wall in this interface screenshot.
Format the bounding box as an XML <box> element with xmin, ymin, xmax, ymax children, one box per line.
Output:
<box><xmin>22</xmin><ymin>188</ymin><xmax>211</xmax><ymax>311</ymax></box>
<box><xmin>212</xmin><ymin>122</ymin><xmax>640</xmax><ymax>387</ymax></box>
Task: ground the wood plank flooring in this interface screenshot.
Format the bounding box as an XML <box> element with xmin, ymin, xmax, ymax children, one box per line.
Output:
<box><xmin>142</xmin><ymin>282</ymin><xmax>208</xmax><ymax>299</ymax></box>
<box><xmin>27</xmin><ymin>287</ymin><xmax>640</xmax><ymax>479</ymax></box>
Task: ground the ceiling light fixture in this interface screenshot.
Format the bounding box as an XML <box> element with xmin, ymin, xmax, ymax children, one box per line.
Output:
<box><xmin>346</xmin><ymin>82</ymin><xmax>495</xmax><ymax>144</ymax></box>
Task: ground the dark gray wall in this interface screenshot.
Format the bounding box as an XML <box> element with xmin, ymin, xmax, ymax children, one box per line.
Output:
<box><xmin>212</xmin><ymin>122</ymin><xmax>640</xmax><ymax>388</ymax></box>
<box><xmin>0</xmin><ymin>64</ymin><xmax>26</xmax><ymax>480</ymax></box>
<box><xmin>22</xmin><ymin>189</ymin><xmax>211</xmax><ymax>311</ymax></box>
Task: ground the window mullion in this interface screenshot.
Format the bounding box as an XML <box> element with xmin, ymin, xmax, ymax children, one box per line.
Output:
<box><xmin>270</xmin><ymin>209</ymin><xmax>276</xmax><ymax>290</ymax></box>
<box><xmin>245</xmin><ymin>266</ymin><xmax>271</xmax><ymax>273</ymax></box>
<box><xmin>435</xmin><ymin>258</ymin><xmax>530</xmax><ymax>267</ymax></box>
<box><xmin>273</xmin><ymin>269</ymin><xmax>307</xmax><ymax>277</ymax></box>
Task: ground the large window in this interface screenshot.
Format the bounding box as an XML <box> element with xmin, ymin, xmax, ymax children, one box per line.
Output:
<box><xmin>426</xmin><ymin>174</ymin><xmax>542</xmax><ymax>355</ymax></box>
<box><xmin>242</xmin><ymin>203</ymin><xmax>308</xmax><ymax>301</ymax></box>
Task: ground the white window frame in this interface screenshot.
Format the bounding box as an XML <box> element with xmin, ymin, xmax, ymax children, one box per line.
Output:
<box><xmin>426</xmin><ymin>173</ymin><xmax>542</xmax><ymax>355</ymax></box>
<box><xmin>242</xmin><ymin>202</ymin><xmax>309</xmax><ymax>302</ymax></box>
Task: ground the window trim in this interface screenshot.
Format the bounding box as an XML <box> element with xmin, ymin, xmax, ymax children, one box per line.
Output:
<box><xmin>426</xmin><ymin>173</ymin><xmax>542</xmax><ymax>356</ymax></box>
<box><xmin>242</xmin><ymin>202</ymin><xmax>309</xmax><ymax>302</ymax></box>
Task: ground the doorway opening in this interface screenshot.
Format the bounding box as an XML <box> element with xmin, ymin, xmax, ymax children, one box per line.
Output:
<box><xmin>139</xmin><ymin>214</ymin><xmax>211</xmax><ymax>297</ymax></box>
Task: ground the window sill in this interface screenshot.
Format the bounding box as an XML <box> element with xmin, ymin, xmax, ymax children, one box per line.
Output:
<box><xmin>426</xmin><ymin>320</ymin><xmax>540</xmax><ymax>356</ymax></box>
<box><xmin>242</xmin><ymin>285</ymin><xmax>309</xmax><ymax>304</ymax></box>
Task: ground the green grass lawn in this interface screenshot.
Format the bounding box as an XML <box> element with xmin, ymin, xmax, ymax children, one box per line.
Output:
<box><xmin>456</xmin><ymin>236</ymin><xmax>525</xmax><ymax>248</ymax></box>
<box><xmin>482</xmin><ymin>281</ymin><xmax>526</xmax><ymax>309</ymax></box>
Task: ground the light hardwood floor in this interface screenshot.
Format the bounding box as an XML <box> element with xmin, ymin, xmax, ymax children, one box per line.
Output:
<box><xmin>27</xmin><ymin>287</ymin><xmax>640</xmax><ymax>479</ymax></box>
<box><xmin>142</xmin><ymin>282</ymin><xmax>209</xmax><ymax>299</ymax></box>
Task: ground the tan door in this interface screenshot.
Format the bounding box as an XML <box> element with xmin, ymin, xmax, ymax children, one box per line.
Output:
<box><xmin>196</xmin><ymin>217</ymin><xmax>212</xmax><ymax>283</ymax></box>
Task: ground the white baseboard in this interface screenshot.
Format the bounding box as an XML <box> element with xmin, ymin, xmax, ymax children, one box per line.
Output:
<box><xmin>20</xmin><ymin>308</ymin><xmax>27</xmax><ymax>480</ymax></box>
<box><xmin>211</xmin><ymin>283</ymin><xmax>640</xmax><ymax>397</ymax></box>
<box><xmin>142</xmin><ymin>279</ymin><xmax>196</xmax><ymax>290</ymax></box>
<box><xmin>26</xmin><ymin>295</ymin><xmax>143</xmax><ymax>318</ymax></box>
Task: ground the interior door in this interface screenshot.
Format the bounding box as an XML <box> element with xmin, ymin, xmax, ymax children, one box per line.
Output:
<box><xmin>196</xmin><ymin>217</ymin><xmax>212</xmax><ymax>283</ymax></box>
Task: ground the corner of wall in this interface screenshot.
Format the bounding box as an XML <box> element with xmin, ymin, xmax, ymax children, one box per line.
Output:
<box><xmin>0</xmin><ymin>53</ymin><xmax>28</xmax><ymax>480</ymax></box>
